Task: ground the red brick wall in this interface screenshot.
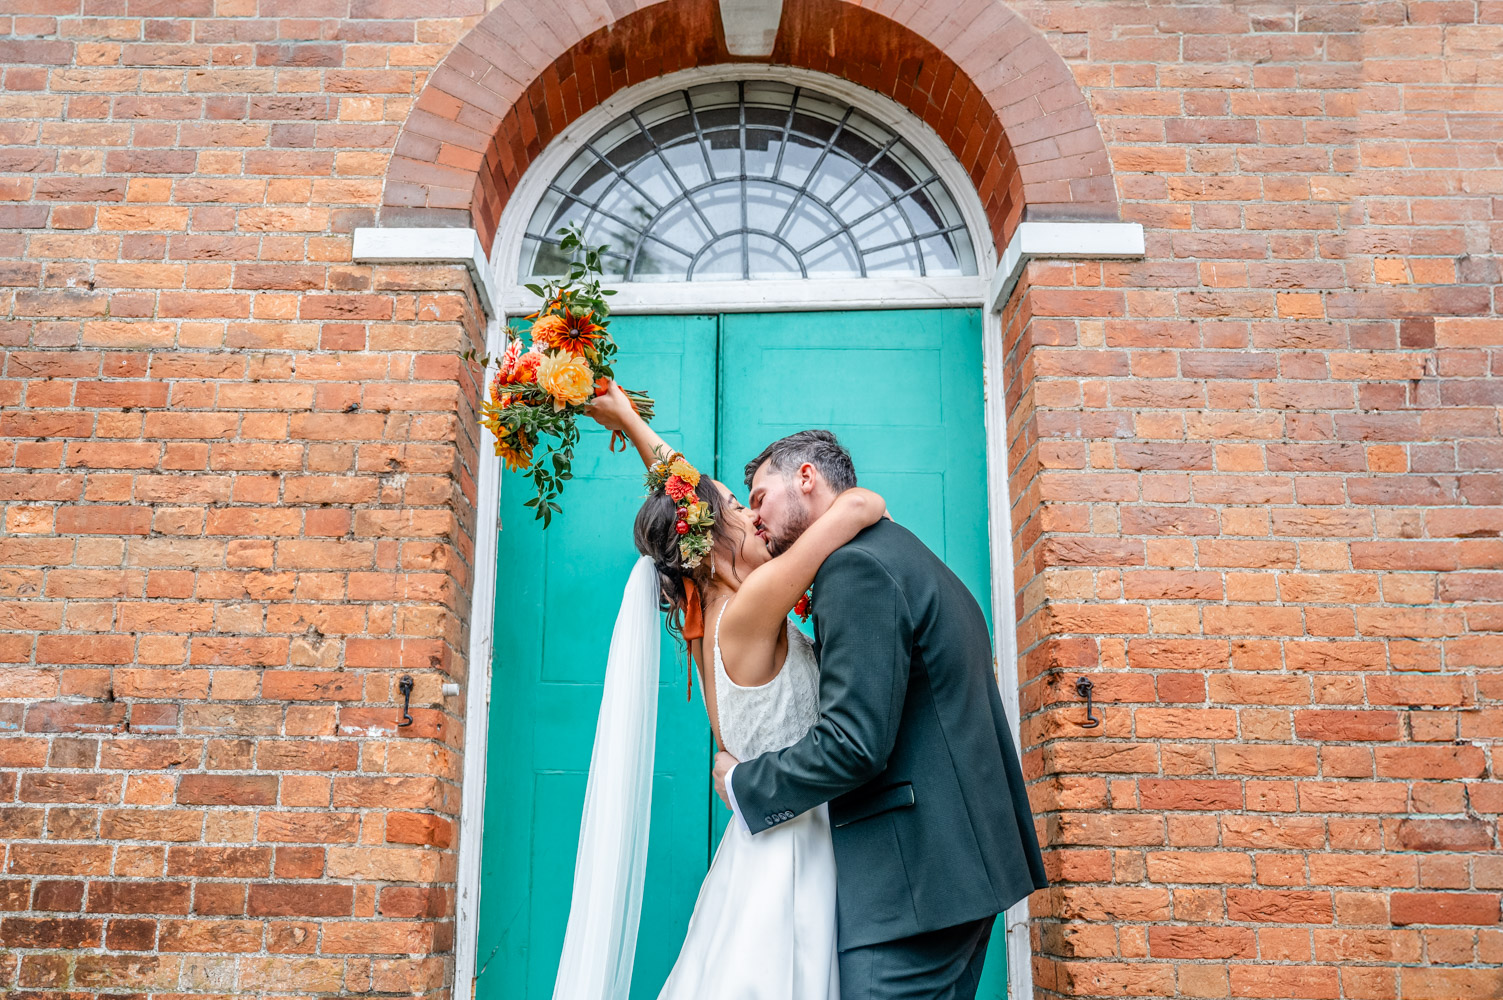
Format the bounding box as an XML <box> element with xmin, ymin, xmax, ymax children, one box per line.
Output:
<box><xmin>0</xmin><ymin>247</ymin><xmax>487</xmax><ymax>992</ymax></box>
<box><xmin>0</xmin><ymin>2</ymin><xmax>492</xmax><ymax>989</ymax></box>
<box><xmin>1</xmin><ymin>1</ymin><xmax>1499</xmax><ymax>999</ymax></box>
<box><xmin>999</xmin><ymin>3</ymin><xmax>1502</xmax><ymax>998</ymax></box>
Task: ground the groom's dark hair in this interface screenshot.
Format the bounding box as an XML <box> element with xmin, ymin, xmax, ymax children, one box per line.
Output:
<box><xmin>744</xmin><ymin>430</ymin><xmax>857</xmax><ymax>492</ymax></box>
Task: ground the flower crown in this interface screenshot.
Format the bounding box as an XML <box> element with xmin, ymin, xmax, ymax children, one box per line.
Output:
<box><xmin>645</xmin><ymin>448</ymin><xmax>715</xmax><ymax>570</ymax></box>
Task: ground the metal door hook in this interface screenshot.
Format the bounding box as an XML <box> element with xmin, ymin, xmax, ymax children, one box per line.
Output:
<box><xmin>1076</xmin><ymin>676</ymin><xmax>1100</xmax><ymax>729</ymax></box>
<box><xmin>398</xmin><ymin>675</ymin><xmax>415</xmax><ymax>728</ymax></box>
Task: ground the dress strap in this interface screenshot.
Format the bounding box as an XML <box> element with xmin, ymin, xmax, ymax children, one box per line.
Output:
<box><xmin>713</xmin><ymin>601</ymin><xmax>729</xmax><ymax>647</ymax></box>
<box><xmin>709</xmin><ymin>602</ymin><xmax>731</xmax><ymax>753</ymax></box>
<box><xmin>710</xmin><ymin>602</ymin><xmax>729</xmax><ymax>683</ymax></box>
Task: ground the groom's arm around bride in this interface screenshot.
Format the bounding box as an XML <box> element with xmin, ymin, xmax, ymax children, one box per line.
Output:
<box><xmin>719</xmin><ymin>434</ymin><xmax>1046</xmax><ymax>998</ymax></box>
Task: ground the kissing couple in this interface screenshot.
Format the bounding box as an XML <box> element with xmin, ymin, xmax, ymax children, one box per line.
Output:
<box><xmin>554</xmin><ymin>382</ymin><xmax>1046</xmax><ymax>1000</ymax></box>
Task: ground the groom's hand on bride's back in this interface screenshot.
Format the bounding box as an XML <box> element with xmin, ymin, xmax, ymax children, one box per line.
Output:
<box><xmin>713</xmin><ymin>750</ymin><xmax>740</xmax><ymax>808</ymax></box>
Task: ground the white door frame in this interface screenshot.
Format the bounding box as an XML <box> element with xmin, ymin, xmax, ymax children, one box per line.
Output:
<box><xmin>357</xmin><ymin>61</ymin><xmax>1145</xmax><ymax>1000</ymax></box>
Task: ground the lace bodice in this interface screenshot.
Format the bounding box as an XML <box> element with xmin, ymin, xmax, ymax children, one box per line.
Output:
<box><xmin>712</xmin><ymin>608</ymin><xmax>820</xmax><ymax>762</ymax></box>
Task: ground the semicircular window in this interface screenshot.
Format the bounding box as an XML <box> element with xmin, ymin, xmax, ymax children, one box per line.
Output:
<box><xmin>519</xmin><ymin>80</ymin><xmax>978</xmax><ymax>282</ymax></box>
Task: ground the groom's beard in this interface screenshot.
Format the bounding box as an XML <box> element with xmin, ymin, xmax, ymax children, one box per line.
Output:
<box><xmin>765</xmin><ymin>492</ymin><xmax>813</xmax><ymax>557</ymax></box>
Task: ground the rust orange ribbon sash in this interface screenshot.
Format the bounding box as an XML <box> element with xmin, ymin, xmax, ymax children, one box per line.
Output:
<box><xmin>681</xmin><ymin>579</ymin><xmax>704</xmax><ymax>701</ymax></box>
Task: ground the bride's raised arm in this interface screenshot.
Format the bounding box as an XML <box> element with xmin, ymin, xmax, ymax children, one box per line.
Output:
<box><xmin>585</xmin><ymin>380</ymin><xmax>670</xmax><ymax>469</ymax></box>
<box><xmin>719</xmin><ymin>487</ymin><xmax>885</xmax><ymax>649</ymax></box>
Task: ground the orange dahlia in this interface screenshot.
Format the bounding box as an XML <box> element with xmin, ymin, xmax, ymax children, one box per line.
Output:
<box><xmin>529</xmin><ymin>313</ymin><xmax>569</xmax><ymax>351</ymax></box>
<box><xmin>479</xmin><ymin>398</ymin><xmax>534</xmax><ymax>471</ymax></box>
<box><xmin>490</xmin><ymin>382</ymin><xmax>517</xmax><ymax>409</ymax></box>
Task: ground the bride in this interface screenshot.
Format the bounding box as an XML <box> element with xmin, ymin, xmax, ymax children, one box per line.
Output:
<box><xmin>579</xmin><ymin>381</ymin><xmax>887</xmax><ymax>998</ymax></box>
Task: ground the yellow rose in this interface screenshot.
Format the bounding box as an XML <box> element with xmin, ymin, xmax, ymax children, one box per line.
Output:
<box><xmin>668</xmin><ymin>458</ymin><xmax>700</xmax><ymax>487</ymax></box>
<box><xmin>537</xmin><ymin>352</ymin><xmax>594</xmax><ymax>411</ymax></box>
<box><xmin>684</xmin><ymin>499</ymin><xmax>713</xmax><ymax>527</ymax></box>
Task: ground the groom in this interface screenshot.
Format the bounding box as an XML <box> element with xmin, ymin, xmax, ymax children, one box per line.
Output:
<box><xmin>714</xmin><ymin>430</ymin><xmax>1047</xmax><ymax>999</ymax></box>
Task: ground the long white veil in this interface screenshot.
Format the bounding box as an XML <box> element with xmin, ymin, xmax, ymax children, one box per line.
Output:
<box><xmin>551</xmin><ymin>556</ymin><xmax>661</xmax><ymax>1000</ymax></box>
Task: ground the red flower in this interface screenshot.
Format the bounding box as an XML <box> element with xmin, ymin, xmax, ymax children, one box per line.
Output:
<box><xmin>515</xmin><ymin>349</ymin><xmax>542</xmax><ymax>383</ymax></box>
<box><xmin>665</xmin><ymin>475</ymin><xmax>695</xmax><ymax>501</ymax></box>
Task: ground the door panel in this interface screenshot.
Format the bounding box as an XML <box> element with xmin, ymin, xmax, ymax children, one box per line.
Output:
<box><xmin>717</xmin><ymin>309</ymin><xmax>991</xmax><ymax>618</ymax></box>
<box><xmin>476</xmin><ymin>314</ymin><xmax>718</xmax><ymax>999</ymax></box>
<box><xmin>717</xmin><ymin>308</ymin><xmax>1005</xmax><ymax>995</ymax></box>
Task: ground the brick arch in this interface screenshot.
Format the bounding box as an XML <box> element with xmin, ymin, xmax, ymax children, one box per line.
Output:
<box><xmin>382</xmin><ymin>0</ymin><xmax>1117</xmax><ymax>258</ymax></box>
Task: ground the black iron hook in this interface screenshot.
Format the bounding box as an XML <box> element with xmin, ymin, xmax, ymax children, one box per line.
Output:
<box><xmin>398</xmin><ymin>675</ymin><xmax>415</xmax><ymax>728</ymax></box>
<box><xmin>1076</xmin><ymin>676</ymin><xmax>1100</xmax><ymax>729</ymax></box>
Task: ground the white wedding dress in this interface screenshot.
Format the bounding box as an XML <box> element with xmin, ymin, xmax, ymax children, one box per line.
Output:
<box><xmin>656</xmin><ymin>607</ymin><xmax>840</xmax><ymax>999</ymax></box>
<box><xmin>547</xmin><ymin>559</ymin><xmax>838</xmax><ymax>1000</ymax></box>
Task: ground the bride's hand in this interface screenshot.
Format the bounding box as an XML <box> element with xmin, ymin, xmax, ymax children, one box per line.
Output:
<box><xmin>585</xmin><ymin>379</ymin><xmax>635</xmax><ymax>432</ymax></box>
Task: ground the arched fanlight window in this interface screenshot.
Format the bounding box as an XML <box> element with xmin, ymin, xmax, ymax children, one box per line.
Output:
<box><xmin>519</xmin><ymin>80</ymin><xmax>978</xmax><ymax>282</ymax></box>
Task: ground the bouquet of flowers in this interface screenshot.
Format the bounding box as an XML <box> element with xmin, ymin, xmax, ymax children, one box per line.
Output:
<box><xmin>466</xmin><ymin>226</ymin><xmax>654</xmax><ymax>525</ymax></box>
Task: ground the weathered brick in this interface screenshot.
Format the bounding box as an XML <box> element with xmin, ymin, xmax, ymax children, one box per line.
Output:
<box><xmin>1394</xmin><ymin>818</ymin><xmax>1494</xmax><ymax>852</ymax></box>
<box><xmin>156</xmin><ymin>918</ymin><xmax>263</xmax><ymax>953</ymax></box>
<box><xmin>0</xmin><ymin>916</ymin><xmax>104</xmax><ymax>949</ymax></box>
<box><xmin>1390</xmin><ymin>893</ymin><xmax>1501</xmax><ymax>927</ymax></box>
<box><xmin>165</xmin><ymin>847</ymin><xmax>271</xmax><ymax>879</ymax></box>
<box><xmin>175</xmin><ymin>774</ymin><xmax>278</xmax><ymax>806</ymax></box>
<box><xmin>85</xmin><ymin>881</ymin><xmax>192</xmax><ymax>915</ymax></box>
<box><xmin>246</xmin><ymin>883</ymin><xmax>353</xmax><ymax>918</ymax></box>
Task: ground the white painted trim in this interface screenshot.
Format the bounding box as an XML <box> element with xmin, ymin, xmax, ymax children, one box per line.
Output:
<box><xmin>353</xmin><ymin>226</ymin><xmax>502</xmax><ymax>321</ymax></box>
<box><xmin>719</xmin><ymin>0</ymin><xmax>783</xmax><ymax>57</ymax></box>
<box><xmin>981</xmin><ymin>302</ymin><xmax>1033</xmax><ymax>1000</ymax></box>
<box><xmin>451</xmin><ymin>302</ymin><xmax>507</xmax><ymax>1000</ymax></box>
<box><xmin>989</xmin><ymin>221</ymin><xmax>1145</xmax><ymax>314</ymax></box>
<box><xmin>499</xmin><ymin>275</ymin><xmax>987</xmax><ymax>316</ymax></box>
<box><xmin>490</xmin><ymin>64</ymin><xmax>1000</xmax><ymax>306</ymax></box>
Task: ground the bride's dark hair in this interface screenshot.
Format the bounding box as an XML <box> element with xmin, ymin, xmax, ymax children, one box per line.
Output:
<box><xmin>634</xmin><ymin>476</ymin><xmax>745</xmax><ymax>642</ymax></box>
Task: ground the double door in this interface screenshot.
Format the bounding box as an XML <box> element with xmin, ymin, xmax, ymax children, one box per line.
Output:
<box><xmin>475</xmin><ymin>308</ymin><xmax>1002</xmax><ymax>997</ymax></box>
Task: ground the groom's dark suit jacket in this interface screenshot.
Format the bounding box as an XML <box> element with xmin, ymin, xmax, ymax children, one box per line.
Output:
<box><xmin>731</xmin><ymin>518</ymin><xmax>1047</xmax><ymax>950</ymax></box>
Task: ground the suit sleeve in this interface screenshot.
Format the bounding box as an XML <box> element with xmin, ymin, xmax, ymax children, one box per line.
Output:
<box><xmin>730</xmin><ymin>546</ymin><xmax>913</xmax><ymax>835</ymax></box>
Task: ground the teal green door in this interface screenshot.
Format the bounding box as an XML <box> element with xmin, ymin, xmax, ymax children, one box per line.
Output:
<box><xmin>718</xmin><ymin>308</ymin><xmax>1008</xmax><ymax>999</ymax></box>
<box><xmin>476</xmin><ymin>308</ymin><xmax>1004</xmax><ymax>998</ymax></box>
